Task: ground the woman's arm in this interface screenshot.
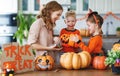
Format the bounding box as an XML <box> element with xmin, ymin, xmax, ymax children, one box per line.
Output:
<box><xmin>31</xmin><ymin>43</ymin><xmax>62</xmax><ymax>51</ymax></box>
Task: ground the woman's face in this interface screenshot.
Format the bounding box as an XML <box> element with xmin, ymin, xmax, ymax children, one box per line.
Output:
<box><xmin>86</xmin><ymin>21</ymin><xmax>96</xmax><ymax>34</ymax></box>
<box><xmin>51</xmin><ymin>10</ymin><xmax>63</xmax><ymax>23</ymax></box>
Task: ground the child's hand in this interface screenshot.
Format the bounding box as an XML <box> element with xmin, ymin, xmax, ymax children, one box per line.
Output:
<box><xmin>69</xmin><ymin>34</ymin><xmax>75</xmax><ymax>41</ymax></box>
<box><xmin>74</xmin><ymin>34</ymin><xmax>81</xmax><ymax>42</ymax></box>
<box><xmin>69</xmin><ymin>34</ymin><xmax>80</xmax><ymax>42</ymax></box>
<box><xmin>53</xmin><ymin>37</ymin><xmax>60</xmax><ymax>45</ymax></box>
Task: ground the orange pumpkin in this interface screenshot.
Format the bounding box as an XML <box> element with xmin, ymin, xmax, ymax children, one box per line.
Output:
<box><xmin>35</xmin><ymin>53</ymin><xmax>54</xmax><ymax>71</ymax></box>
<box><xmin>92</xmin><ymin>56</ymin><xmax>107</xmax><ymax>70</ymax></box>
<box><xmin>68</xmin><ymin>34</ymin><xmax>82</xmax><ymax>47</ymax></box>
<box><xmin>78</xmin><ymin>51</ymin><xmax>91</xmax><ymax>68</ymax></box>
<box><xmin>68</xmin><ymin>34</ymin><xmax>75</xmax><ymax>47</ymax></box>
<box><xmin>60</xmin><ymin>34</ymin><xmax>82</xmax><ymax>47</ymax></box>
<box><xmin>60</xmin><ymin>52</ymin><xmax>81</xmax><ymax>70</ymax></box>
<box><xmin>112</xmin><ymin>40</ymin><xmax>120</xmax><ymax>51</ymax></box>
<box><xmin>60</xmin><ymin>51</ymin><xmax>91</xmax><ymax>70</ymax></box>
<box><xmin>79</xmin><ymin>29</ymin><xmax>90</xmax><ymax>37</ymax></box>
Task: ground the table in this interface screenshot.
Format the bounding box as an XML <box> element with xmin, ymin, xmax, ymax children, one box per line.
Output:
<box><xmin>15</xmin><ymin>68</ymin><xmax>119</xmax><ymax>76</ymax></box>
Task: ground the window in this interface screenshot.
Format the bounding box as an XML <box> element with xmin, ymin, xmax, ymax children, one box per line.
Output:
<box><xmin>70</xmin><ymin>0</ymin><xmax>89</xmax><ymax>13</ymax></box>
<box><xmin>20</xmin><ymin>0</ymin><xmax>40</xmax><ymax>14</ymax></box>
<box><xmin>34</xmin><ymin>0</ymin><xmax>40</xmax><ymax>11</ymax></box>
<box><xmin>22</xmin><ymin>0</ymin><xmax>28</xmax><ymax>11</ymax></box>
<box><xmin>83</xmin><ymin>0</ymin><xmax>89</xmax><ymax>11</ymax></box>
<box><xmin>70</xmin><ymin>0</ymin><xmax>76</xmax><ymax>10</ymax></box>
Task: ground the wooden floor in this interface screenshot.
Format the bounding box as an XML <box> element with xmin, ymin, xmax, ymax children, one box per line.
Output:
<box><xmin>15</xmin><ymin>68</ymin><xmax>119</xmax><ymax>76</ymax></box>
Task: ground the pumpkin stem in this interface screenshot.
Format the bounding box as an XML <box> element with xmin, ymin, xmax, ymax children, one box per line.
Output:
<box><xmin>113</xmin><ymin>39</ymin><xmax>120</xmax><ymax>45</ymax></box>
<box><xmin>43</xmin><ymin>52</ymin><xmax>48</xmax><ymax>56</ymax></box>
<box><xmin>99</xmin><ymin>53</ymin><xmax>104</xmax><ymax>56</ymax></box>
<box><xmin>118</xmin><ymin>40</ymin><xmax>120</xmax><ymax>43</ymax></box>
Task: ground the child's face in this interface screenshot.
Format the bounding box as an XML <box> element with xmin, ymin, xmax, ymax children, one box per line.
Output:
<box><xmin>51</xmin><ymin>10</ymin><xmax>63</xmax><ymax>23</ymax></box>
<box><xmin>86</xmin><ymin>21</ymin><xmax>97</xmax><ymax>34</ymax></box>
<box><xmin>65</xmin><ymin>16</ymin><xmax>76</xmax><ymax>28</ymax></box>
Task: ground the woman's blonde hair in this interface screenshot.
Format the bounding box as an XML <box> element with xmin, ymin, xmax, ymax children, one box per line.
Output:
<box><xmin>37</xmin><ymin>1</ymin><xmax>63</xmax><ymax>30</ymax></box>
<box><xmin>65</xmin><ymin>10</ymin><xmax>76</xmax><ymax>19</ymax></box>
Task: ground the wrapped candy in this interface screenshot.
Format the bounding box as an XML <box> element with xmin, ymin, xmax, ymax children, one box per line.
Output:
<box><xmin>116</xmin><ymin>59</ymin><xmax>120</xmax><ymax>63</ymax></box>
<box><xmin>114</xmin><ymin>59</ymin><xmax>120</xmax><ymax>67</ymax></box>
<box><xmin>6</xmin><ymin>68</ymin><xmax>14</xmax><ymax>76</ymax></box>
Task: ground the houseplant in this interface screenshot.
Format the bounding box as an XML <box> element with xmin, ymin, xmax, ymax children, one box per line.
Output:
<box><xmin>13</xmin><ymin>12</ymin><xmax>36</xmax><ymax>45</ymax></box>
<box><xmin>116</xmin><ymin>27</ymin><xmax>120</xmax><ymax>37</ymax></box>
<box><xmin>105</xmin><ymin>50</ymin><xmax>120</xmax><ymax>74</ymax></box>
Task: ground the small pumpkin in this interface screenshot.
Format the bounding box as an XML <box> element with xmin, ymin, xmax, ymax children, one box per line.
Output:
<box><xmin>60</xmin><ymin>34</ymin><xmax>82</xmax><ymax>47</ymax></box>
<box><xmin>79</xmin><ymin>29</ymin><xmax>90</xmax><ymax>37</ymax></box>
<box><xmin>35</xmin><ymin>53</ymin><xmax>54</xmax><ymax>71</ymax></box>
<box><xmin>112</xmin><ymin>40</ymin><xmax>120</xmax><ymax>51</ymax></box>
<box><xmin>92</xmin><ymin>56</ymin><xmax>107</xmax><ymax>70</ymax></box>
<box><xmin>60</xmin><ymin>51</ymin><xmax>91</xmax><ymax>70</ymax></box>
<box><xmin>68</xmin><ymin>34</ymin><xmax>82</xmax><ymax>47</ymax></box>
<box><xmin>68</xmin><ymin>34</ymin><xmax>75</xmax><ymax>47</ymax></box>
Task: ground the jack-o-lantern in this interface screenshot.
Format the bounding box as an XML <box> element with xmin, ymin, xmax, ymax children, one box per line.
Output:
<box><xmin>60</xmin><ymin>34</ymin><xmax>82</xmax><ymax>47</ymax></box>
<box><xmin>35</xmin><ymin>53</ymin><xmax>54</xmax><ymax>71</ymax></box>
<box><xmin>68</xmin><ymin>34</ymin><xmax>82</xmax><ymax>47</ymax></box>
<box><xmin>68</xmin><ymin>34</ymin><xmax>75</xmax><ymax>47</ymax></box>
<box><xmin>60</xmin><ymin>34</ymin><xmax>69</xmax><ymax>44</ymax></box>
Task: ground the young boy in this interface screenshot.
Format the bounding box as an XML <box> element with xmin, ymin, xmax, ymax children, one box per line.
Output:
<box><xmin>60</xmin><ymin>10</ymin><xmax>82</xmax><ymax>53</ymax></box>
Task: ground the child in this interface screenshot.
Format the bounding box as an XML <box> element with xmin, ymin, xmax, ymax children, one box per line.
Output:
<box><xmin>73</xmin><ymin>11</ymin><xmax>104</xmax><ymax>56</ymax></box>
<box><xmin>60</xmin><ymin>10</ymin><xmax>82</xmax><ymax>53</ymax></box>
<box><xmin>27</xmin><ymin>1</ymin><xmax>63</xmax><ymax>57</ymax></box>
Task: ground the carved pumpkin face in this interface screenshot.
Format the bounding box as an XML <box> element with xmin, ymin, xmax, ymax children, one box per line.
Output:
<box><xmin>60</xmin><ymin>34</ymin><xmax>69</xmax><ymax>44</ymax></box>
<box><xmin>35</xmin><ymin>54</ymin><xmax>54</xmax><ymax>71</ymax></box>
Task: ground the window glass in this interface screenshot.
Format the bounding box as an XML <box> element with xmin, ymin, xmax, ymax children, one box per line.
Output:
<box><xmin>83</xmin><ymin>0</ymin><xmax>89</xmax><ymax>11</ymax></box>
<box><xmin>22</xmin><ymin>0</ymin><xmax>28</xmax><ymax>11</ymax></box>
<box><xmin>34</xmin><ymin>0</ymin><xmax>40</xmax><ymax>11</ymax></box>
<box><xmin>70</xmin><ymin>0</ymin><xmax>76</xmax><ymax>10</ymax></box>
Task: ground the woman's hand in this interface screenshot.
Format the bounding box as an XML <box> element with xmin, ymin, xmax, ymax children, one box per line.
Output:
<box><xmin>31</xmin><ymin>43</ymin><xmax>62</xmax><ymax>51</ymax></box>
<box><xmin>51</xmin><ymin>47</ymin><xmax>63</xmax><ymax>51</ymax></box>
<box><xmin>48</xmin><ymin>44</ymin><xmax>63</xmax><ymax>51</ymax></box>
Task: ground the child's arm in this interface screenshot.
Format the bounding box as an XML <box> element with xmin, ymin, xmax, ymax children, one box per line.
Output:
<box><xmin>74</xmin><ymin>36</ymin><xmax>102</xmax><ymax>53</ymax></box>
<box><xmin>77</xmin><ymin>39</ymin><xmax>97</xmax><ymax>53</ymax></box>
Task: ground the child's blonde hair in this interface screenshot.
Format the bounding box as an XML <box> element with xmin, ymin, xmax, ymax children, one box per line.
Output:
<box><xmin>37</xmin><ymin>1</ymin><xmax>63</xmax><ymax>30</ymax></box>
<box><xmin>65</xmin><ymin>10</ymin><xmax>76</xmax><ymax>19</ymax></box>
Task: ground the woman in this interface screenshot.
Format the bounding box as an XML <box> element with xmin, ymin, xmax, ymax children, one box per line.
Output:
<box><xmin>27</xmin><ymin>1</ymin><xmax>63</xmax><ymax>58</ymax></box>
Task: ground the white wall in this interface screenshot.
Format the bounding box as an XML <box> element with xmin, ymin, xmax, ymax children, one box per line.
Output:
<box><xmin>0</xmin><ymin>0</ymin><xmax>17</xmax><ymax>14</ymax></box>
